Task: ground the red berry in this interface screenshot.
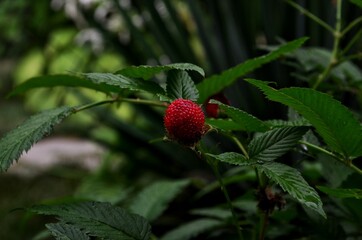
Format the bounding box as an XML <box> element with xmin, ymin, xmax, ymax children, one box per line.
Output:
<box><xmin>164</xmin><ymin>99</ymin><xmax>206</xmax><ymax>146</ymax></box>
<box><xmin>205</xmin><ymin>93</ymin><xmax>230</xmax><ymax>118</ymax></box>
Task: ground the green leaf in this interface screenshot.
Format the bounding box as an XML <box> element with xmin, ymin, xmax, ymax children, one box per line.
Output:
<box><xmin>129</xmin><ymin>179</ymin><xmax>190</xmax><ymax>222</ymax></box>
<box><xmin>206</xmin><ymin>118</ymin><xmax>244</xmax><ymax>131</ymax></box>
<box><xmin>8</xmin><ymin>74</ymin><xmax>121</xmax><ymax>97</ymax></box>
<box><xmin>257</xmin><ymin>162</ymin><xmax>326</xmax><ymax>218</ymax></box>
<box><xmin>160</xmin><ymin>218</ymin><xmax>223</xmax><ymax>240</ymax></box>
<box><xmin>246</xmin><ymin>79</ymin><xmax>362</xmax><ymax>158</ymax></box>
<box><xmin>83</xmin><ymin>73</ymin><xmax>166</xmax><ymax>96</ymax></box>
<box><xmin>211</xmin><ymin>100</ymin><xmax>270</xmax><ymax>132</ymax></box>
<box><xmin>266</xmin><ymin>119</ymin><xmax>311</xmax><ymax>127</ymax></box>
<box><xmin>196</xmin><ymin>37</ymin><xmax>309</xmax><ymax>103</ymax></box>
<box><xmin>206</xmin><ymin>152</ymin><xmax>254</xmax><ymax>166</ymax></box>
<box><xmin>350</xmin><ymin>0</ymin><xmax>362</xmax><ymax>8</ymax></box>
<box><xmin>46</xmin><ymin>222</ymin><xmax>89</xmax><ymax>240</ymax></box>
<box><xmin>248</xmin><ymin>127</ymin><xmax>309</xmax><ymax>162</ymax></box>
<box><xmin>0</xmin><ymin>106</ymin><xmax>74</xmax><ymax>172</ymax></box>
<box><xmin>166</xmin><ymin>70</ymin><xmax>199</xmax><ymax>101</ymax></box>
<box><xmin>317</xmin><ymin>186</ymin><xmax>362</xmax><ymax>199</ymax></box>
<box><xmin>29</xmin><ymin>201</ymin><xmax>151</xmax><ymax>240</ymax></box>
<box><xmin>115</xmin><ymin>63</ymin><xmax>205</xmax><ymax>79</ymax></box>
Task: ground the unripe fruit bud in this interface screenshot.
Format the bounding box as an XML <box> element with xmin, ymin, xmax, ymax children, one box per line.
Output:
<box><xmin>164</xmin><ymin>99</ymin><xmax>206</xmax><ymax>146</ymax></box>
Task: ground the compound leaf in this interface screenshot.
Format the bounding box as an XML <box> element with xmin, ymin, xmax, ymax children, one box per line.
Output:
<box><xmin>166</xmin><ymin>70</ymin><xmax>199</xmax><ymax>101</ymax></box>
<box><xmin>248</xmin><ymin>126</ymin><xmax>309</xmax><ymax>162</ymax></box>
<box><xmin>258</xmin><ymin>162</ymin><xmax>326</xmax><ymax>218</ymax></box>
<box><xmin>246</xmin><ymin>79</ymin><xmax>362</xmax><ymax>159</ymax></box>
<box><xmin>0</xmin><ymin>106</ymin><xmax>74</xmax><ymax>172</ymax></box>
<box><xmin>30</xmin><ymin>201</ymin><xmax>151</xmax><ymax>240</ymax></box>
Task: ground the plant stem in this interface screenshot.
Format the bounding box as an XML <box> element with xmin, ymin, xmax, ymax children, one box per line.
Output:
<box><xmin>285</xmin><ymin>0</ymin><xmax>334</xmax><ymax>34</ymax></box>
<box><xmin>73</xmin><ymin>97</ymin><xmax>167</xmax><ymax>113</ymax></box>
<box><xmin>231</xmin><ymin>136</ymin><xmax>249</xmax><ymax>159</ymax></box>
<box><xmin>312</xmin><ymin>0</ymin><xmax>342</xmax><ymax>90</ymax></box>
<box><xmin>300</xmin><ymin>140</ymin><xmax>362</xmax><ymax>175</ymax></box>
<box><xmin>341</xmin><ymin>28</ymin><xmax>362</xmax><ymax>56</ymax></box>
<box><xmin>341</xmin><ymin>16</ymin><xmax>362</xmax><ymax>37</ymax></box>
<box><xmin>74</xmin><ymin>99</ymin><xmax>118</xmax><ymax>112</ymax></box>
<box><xmin>208</xmin><ymin>159</ymin><xmax>244</xmax><ymax>240</ymax></box>
<box><xmin>119</xmin><ymin>97</ymin><xmax>169</xmax><ymax>107</ymax></box>
<box><xmin>196</xmin><ymin>146</ymin><xmax>243</xmax><ymax>240</ymax></box>
<box><xmin>259</xmin><ymin>212</ymin><xmax>269</xmax><ymax>240</ymax></box>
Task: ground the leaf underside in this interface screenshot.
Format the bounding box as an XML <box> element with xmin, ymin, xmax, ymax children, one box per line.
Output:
<box><xmin>166</xmin><ymin>70</ymin><xmax>199</xmax><ymax>101</ymax></box>
<box><xmin>0</xmin><ymin>106</ymin><xmax>74</xmax><ymax>172</ymax></box>
<box><xmin>46</xmin><ymin>222</ymin><xmax>90</xmax><ymax>240</ymax></box>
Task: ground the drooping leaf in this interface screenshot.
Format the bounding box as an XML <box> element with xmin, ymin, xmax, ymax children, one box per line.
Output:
<box><xmin>166</xmin><ymin>70</ymin><xmax>199</xmax><ymax>101</ymax></box>
<box><xmin>196</xmin><ymin>37</ymin><xmax>309</xmax><ymax>103</ymax></box>
<box><xmin>115</xmin><ymin>63</ymin><xmax>205</xmax><ymax>79</ymax></box>
<box><xmin>248</xmin><ymin>127</ymin><xmax>309</xmax><ymax>162</ymax></box>
<box><xmin>317</xmin><ymin>186</ymin><xmax>362</xmax><ymax>199</ymax></box>
<box><xmin>160</xmin><ymin>218</ymin><xmax>223</xmax><ymax>240</ymax></box>
<box><xmin>46</xmin><ymin>222</ymin><xmax>89</xmax><ymax>240</ymax></box>
<box><xmin>206</xmin><ymin>152</ymin><xmax>254</xmax><ymax>166</ymax></box>
<box><xmin>211</xmin><ymin>100</ymin><xmax>270</xmax><ymax>132</ymax></box>
<box><xmin>29</xmin><ymin>201</ymin><xmax>151</xmax><ymax>240</ymax></box>
<box><xmin>129</xmin><ymin>179</ymin><xmax>190</xmax><ymax>222</ymax></box>
<box><xmin>246</xmin><ymin>79</ymin><xmax>362</xmax><ymax>158</ymax></box>
<box><xmin>206</xmin><ymin>118</ymin><xmax>244</xmax><ymax>131</ymax></box>
<box><xmin>0</xmin><ymin>106</ymin><xmax>74</xmax><ymax>172</ymax></box>
<box><xmin>8</xmin><ymin>74</ymin><xmax>121</xmax><ymax>97</ymax></box>
<box><xmin>257</xmin><ymin>162</ymin><xmax>326</xmax><ymax>218</ymax></box>
<box><xmin>82</xmin><ymin>73</ymin><xmax>166</xmax><ymax>96</ymax></box>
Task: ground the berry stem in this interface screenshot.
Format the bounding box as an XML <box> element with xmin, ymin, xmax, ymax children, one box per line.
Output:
<box><xmin>196</xmin><ymin>145</ymin><xmax>244</xmax><ymax>240</ymax></box>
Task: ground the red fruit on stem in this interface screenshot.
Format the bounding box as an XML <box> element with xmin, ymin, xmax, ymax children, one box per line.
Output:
<box><xmin>164</xmin><ymin>99</ymin><xmax>206</xmax><ymax>146</ymax></box>
<box><xmin>205</xmin><ymin>93</ymin><xmax>230</xmax><ymax>118</ymax></box>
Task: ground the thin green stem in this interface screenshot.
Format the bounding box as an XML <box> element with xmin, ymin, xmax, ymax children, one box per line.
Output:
<box><xmin>208</xmin><ymin>159</ymin><xmax>244</xmax><ymax>240</ymax></box>
<box><xmin>119</xmin><ymin>97</ymin><xmax>168</xmax><ymax>107</ymax></box>
<box><xmin>73</xmin><ymin>97</ymin><xmax>167</xmax><ymax>113</ymax></box>
<box><xmin>231</xmin><ymin>136</ymin><xmax>249</xmax><ymax>159</ymax></box>
<box><xmin>196</xmin><ymin>146</ymin><xmax>243</xmax><ymax>240</ymax></box>
<box><xmin>312</xmin><ymin>0</ymin><xmax>342</xmax><ymax>90</ymax></box>
<box><xmin>74</xmin><ymin>99</ymin><xmax>118</xmax><ymax>112</ymax></box>
<box><xmin>285</xmin><ymin>0</ymin><xmax>334</xmax><ymax>34</ymax></box>
<box><xmin>299</xmin><ymin>140</ymin><xmax>338</xmax><ymax>159</ymax></box>
<box><xmin>259</xmin><ymin>212</ymin><xmax>269</xmax><ymax>240</ymax></box>
<box><xmin>341</xmin><ymin>16</ymin><xmax>362</xmax><ymax>37</ymax></box>
<box><xmin>300</xmin><ymin>140</ymin><xmax>362</xmax><ymax>175</ymax></box>
<box><xmin>341</xmin><ymin>28</ymin><xmax>362</xmax><ymax>55</ymax></box>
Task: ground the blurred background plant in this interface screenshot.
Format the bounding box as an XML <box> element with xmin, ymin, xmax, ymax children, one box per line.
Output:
<box><xmin>0</xmin><ymin>0</ymin><xmax>361</xmax><ymax>239</ymax></box>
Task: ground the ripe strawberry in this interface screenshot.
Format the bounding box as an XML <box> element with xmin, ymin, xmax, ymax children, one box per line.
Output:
<box><xmin>164</xmin><ymin>99</ymin><xmax>206</xmax><ymax>146</ymax></box>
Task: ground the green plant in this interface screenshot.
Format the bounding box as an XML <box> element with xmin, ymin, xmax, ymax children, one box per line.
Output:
<box><xmin>1</xmin><ymin>0</ymin><xmax>362</xmax><ymax>239</ymax></box>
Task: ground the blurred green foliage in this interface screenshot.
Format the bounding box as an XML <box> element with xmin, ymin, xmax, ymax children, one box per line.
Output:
<box><xmin>0</xmin><ymin>0</ymin><xmax>361</xmax><ymax>239</ymax></box>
